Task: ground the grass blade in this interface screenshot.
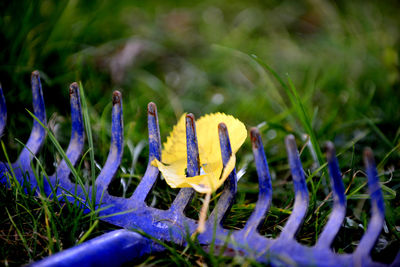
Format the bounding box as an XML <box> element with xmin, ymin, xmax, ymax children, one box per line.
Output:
<box><xmin>26</xmin><ymin>109</ymin><xmax>89</xmax><ymax>201</ymax></box>
<box><xmin>79</xmin><ymin>82</ymin><xmax>97</xmax><ymax>211</ymax></box>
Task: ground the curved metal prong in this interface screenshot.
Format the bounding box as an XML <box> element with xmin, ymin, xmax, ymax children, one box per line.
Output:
<box><xmin>0</xmin><ymin>84</ymin><xmax>6</xmax><ymax>136</ymax></box>
<box><xmin>279</xmin><ymin>135</ymin><xmax>309</xmax><ymax>240</ymax></box>
<box><xmin>130</xmin><ymin>102</ymin><xmax>161</xmax><ymax>202</ymax></box>
<box><xmin>169</xmin><ymin>113</ymin><xmax>197</xmax><ymax>213</ymax></box>
<box><xmin>242</xmin><ymin>128</ymin><xmax>273</xmax><ymax>235</ymax></box>
<box><xmin>17</xmin><ymin>70</ymin><xmax>47</xmax><ymax>167</ymax></box>
<box><xmin>95</xmin><ymin>91</ymin><xmax>124</xmax><ymax>192</ymax></box>
<box><xmin>207</xmin><ymin>123</ymin><xmax>237</xmax><ymax>226</ymax></box>
<box><xmin>147</xmin><ymin>102</ymin><xmax>161</xmax><ymax>162</ymax></box>
<box><xmin>53</xmin><ymin>83</ymin><xmax>85</xmax><ymax>182</ymax></box>
<box><xmin>316</xmin><ymin>142</ymin><xmax>346</xmax><ymax>248</ymax></box>
<box><xmin>355</xmin><ymin>148</ymin><xmax>385</xmax><ymax>257</ymax></box>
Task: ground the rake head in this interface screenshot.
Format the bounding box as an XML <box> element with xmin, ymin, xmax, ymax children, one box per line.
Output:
<box><xmin>0</xmin><ymin>71</ymin><xmax>399</xmax><ymax>267</ymax></box>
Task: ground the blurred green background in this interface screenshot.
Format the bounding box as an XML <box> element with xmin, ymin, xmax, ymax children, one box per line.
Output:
<box><xmin>1</xmin><ymin>0</ymin><xmax>400</xmax><ymax>149</ymax></box>
<box><xmin>1</xmin><ymin>0</ymin><xmax>400</xmax><ymax>265</ymax></box>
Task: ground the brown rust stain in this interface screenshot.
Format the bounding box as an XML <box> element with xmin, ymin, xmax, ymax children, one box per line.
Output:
<box><xmin>31</xmin><ymin>70</ymin><xmax>40</xmax><ymax>78</ymax></box>
<box><xmin>112</xmin><ymin>91</ymin><xmax>121</xmax><ymax>105</ymax></box>
<box><xmin>186</xmin><ymin>113</ymin><xmax>195</xmax><ymax>133</ymax></box>
<box><xmin>148</xmin><ymin>102</ymin><xmax>156</xmax><ymax>116</ymax></box>
<box><xmin>69</xmin><ymin>82</ymin><xmax>79</xmax><ymax>95</ymax></box>
<box><xmin>218</xmin><ymin>122</ymin><xmax>227</xmax><ymax>132</ymax></box>
<box><xmin>250</xmin><ymin>127</ymin><xmax>259</xmax><ymax>149</ymax></box>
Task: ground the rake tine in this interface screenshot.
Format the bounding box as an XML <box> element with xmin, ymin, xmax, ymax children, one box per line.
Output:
<box><xmin>207</xmin><ymin>123</ymin><xmax>237</xmax><ymax>227</ymax></box>
<box><xmin>53</xmin><ymin>83</ymin><xmax>85</xmax><ymax>182</ymax></box>
<box><xmin>4</xmin><ymin>70</ymin><xmax>400</xmax><ymax>267</ymax></box>
<box><xmin>147</xmin><ymin>102</ymin><xmax>161</xmax><ymax>162</ymax></box>
<box><xmin>169</xmin><ymin>113</ymin><xmax>197</xmax><ymax>214</ymax></box>
<box><xmin>355</xmin><ymin>148</ymin><xmax>385</xmax><ymax>258</ymax></box>
<box><xmin>242</xmin><ymin>128</ymin><xmax>273</xmax><ymax>235</ymax></box>
<box><xmin>184</xmin><ymin>114</ymin><xmax>200</xmax><ymax>179</ymax></box>
<box><xmin>316</xmin><ymin>142</ymin><xmax>346</xmax><ymax>248</ymax></box>
<box><xmin>130</xmin><ymin>102</ymin><xmax>161</xmax><ymax>202</ymax></box>
<box><xmin>0</xmin><ymin>84</ymin><xmax>6</xmax><ymax>136</ymax></box>
<box><xmin>278</xmin><ymin>135</ymin><xmax>309</xmax><ymax>241</ymax></box>
<box><xmin>17</xmin><ymin>70</ymin><xmax>47</xmax><ymax>167</ymax></box>
<box><xmin>95</xmin><ymin>91</ymin><xmax>124</xmax><ymax>193</ymax></box>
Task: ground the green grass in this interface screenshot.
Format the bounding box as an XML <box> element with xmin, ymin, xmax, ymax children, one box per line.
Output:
<box><xmin>1</xmin><ymin>0</ymin><xmax>400</xmax><ymax>265</ymax></box>
<box><xmin>0</xmin><ymin>142</ymin><xmax>102</xmax><ymax>265</ymax></box>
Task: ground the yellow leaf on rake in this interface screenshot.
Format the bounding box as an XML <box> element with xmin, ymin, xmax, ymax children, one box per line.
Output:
<box><xmin>151</xmin><ymin>113</ymin><xmax>246</xmax><ymax>193</ymax></box>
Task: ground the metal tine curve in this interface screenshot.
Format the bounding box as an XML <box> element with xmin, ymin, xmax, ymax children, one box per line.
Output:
<box><xmin>0</xmin><ymin>84</ymin><xmax>6</xmax><ymax>136</ymax></box>
<box><xmin>51</xmin><ymin>82</ymin><xmax>85</xmax><ymax>184</ymax></box>
<box><xmin>130</xmin><ymin>102</ymin><xmax>161</xmax><ymax>203</ymax></box>
<box><xmin>169</xmin><ymin>113</ymin><xmax>197</xmax><ymax>214</ymax></box>
<box><xmin>17</xmin><ymin>71</ymin><xmax>47</xmax><ymax>167</ymax></box>
<box><xmin>278</xmin><ymin>134</ymin><xmax>309</xmax><ymax>241</ymax></box>
<box><xmin>147</xmin><ymin>102</ymin><xmax>161</xmax><ymax>162</ymax></box>
<box><xmin>315</xmin><ymin>142</ymin><xmax>346</xmax><ymax>249</ymax></box>
<box><xmin>355</xmin><ymin>148</ymin><xmax>385</xmax><ymax>258</ymax></box>
<box><xmin>95</xmin><ymin>91</ymin><xmax>124</xmax><ymax>193</ymax></box>
<box><xmin>206</xmin><ymin>123</ymin><xmax>237</xmax><ymax>228</ymax></box>
<box><xmin>242</xmin><ymin>128</ymin><xmax>273</xmax><ymax>236</ymax></box>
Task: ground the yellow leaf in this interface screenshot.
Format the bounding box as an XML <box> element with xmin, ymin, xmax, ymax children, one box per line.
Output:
<box><xmin>151</xmin><ymin>113</ymin><xmax>246</xmax><ymax>193</ymax></box>
<box><xmin>162</xmin><ymin>113</ymin><xmax>187</xmax><ymax>165</ymax></box>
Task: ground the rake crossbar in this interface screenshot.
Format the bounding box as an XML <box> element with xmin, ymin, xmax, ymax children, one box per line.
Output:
<box><xmin>0</xmin><ymin>72</ymin><xmax>399</xmax><ymax>267</ymax></box>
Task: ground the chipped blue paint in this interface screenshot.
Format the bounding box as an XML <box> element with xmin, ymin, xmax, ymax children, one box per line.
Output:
<box><xmin>0</xmin><ymin>71</ymin><xmax>398</xmax><ymax>267</ymax></box>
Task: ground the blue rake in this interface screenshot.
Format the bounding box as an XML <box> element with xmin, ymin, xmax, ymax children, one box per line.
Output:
<box><xmin>0</xmin><ymin>71</ymin><xmax>399</xmax><ymax>267</ymax></box>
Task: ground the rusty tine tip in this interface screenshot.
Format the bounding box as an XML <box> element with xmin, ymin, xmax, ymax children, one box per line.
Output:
<box><xmin>250</xmin><ymin>127</ymin><xmax>260</xmax><ymax>148</ymax></box>
<box><xmin>218</xmin><ymin>122</ymin><xmax>228</xmax><ymax>132</ymax></box>
<box><xmin>250</xmin><ymin>127</ymin><xmax>259</xmax><ymax>138</ymax></box>
<box><xmin>363</xmin><ymin>147</ymin><xmax>375</xmax><ymax>167</ymax></box>
<box><xmin>186</xmin><ymin>113</ymin><xmax>195</xmax><ymax>121</ymax></box>
<box><xmin>69</xmin><ymin>82</ymin><xmax>79</xmax><ymax>95</ymax></box>
<box><xmin>112</xmin><ymin>91</ymin><xmax>121</xmax><ymax>105</ymax></box>
<box><xmin>31</xmin><ymin>70</ymin><xmax>40</xmax><ymax>78</ymax></box>
<box><xmin>147</xmin><ymin>102</ymin><xmax>157</xmax><ymax>115</ymax></box>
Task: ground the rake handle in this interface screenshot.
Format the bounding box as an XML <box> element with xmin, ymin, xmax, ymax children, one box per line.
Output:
<box><xmin>31</xmin><ymin>230</ymin><xmax>159</xmax><ymax>267</ymax></box>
